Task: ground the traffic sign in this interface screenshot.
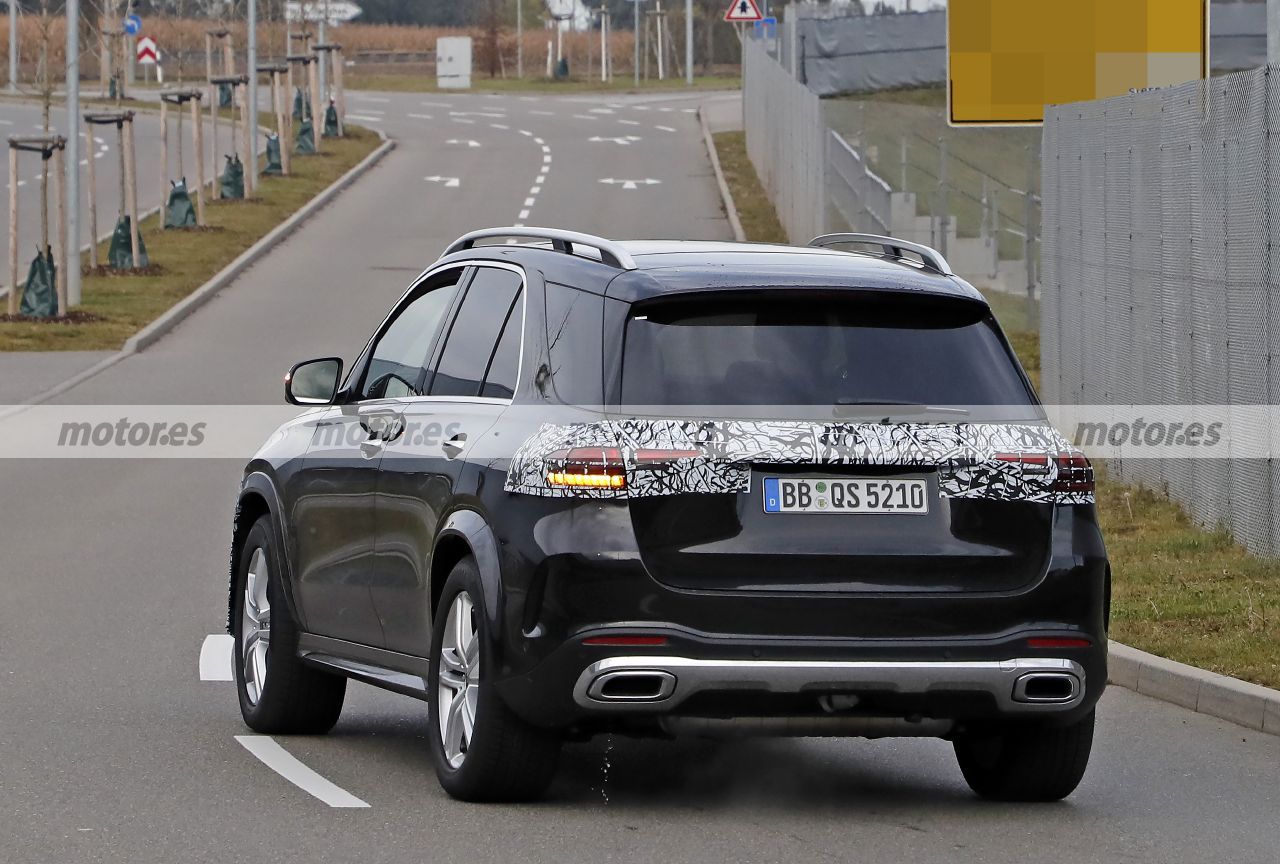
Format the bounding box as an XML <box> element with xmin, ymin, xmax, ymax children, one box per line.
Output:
<box><xmin>123</xmin><ymin>14</ymin><xmax>142</xmax><ymax>35</ymax></box>
<box><xmin>137</xmin><ymin>36</ymin><xmax>158</xmax><ymax>65</ymax></box>
<box><xmin>723</xmin><ymin>0</ymin><xmax>763</xmax><ymax>23</ymax></box>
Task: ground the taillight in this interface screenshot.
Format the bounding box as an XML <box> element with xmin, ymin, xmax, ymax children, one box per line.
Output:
<box><xmin>1053</xmin><ymin>452</ymin><xmax>1095</xmax><ymax>493</ymax></box>
<box><xmin>1027</xmin><ymin>637</ymin><xmax>1092</xmax><ymax>649</ymax></box>
<box><xmin>994</xmin><ymin>451</ymin><xmax>1051</xmax><ymax>473</ymax></box>
<box><xmin>546</xmin><ymin>446</ymin><xmax>626</xmax><ymax>489</ymax></box>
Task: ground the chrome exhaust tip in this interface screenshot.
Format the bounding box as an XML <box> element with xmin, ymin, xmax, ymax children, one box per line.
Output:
<box><xmin>1012</xmin><ymin>671</ymin><xmax>1081</xmax><ymax>704</ymax></box>
<box><xmin>586</xmin><ymin>670</ymin><xmax>677</xmax><ymax>703</ymax></box>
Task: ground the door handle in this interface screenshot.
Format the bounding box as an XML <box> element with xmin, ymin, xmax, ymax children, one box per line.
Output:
<box><xmin>442</xmin><ymin>432</ymin><xmax>467</xmax><ymax>458</ymax></box>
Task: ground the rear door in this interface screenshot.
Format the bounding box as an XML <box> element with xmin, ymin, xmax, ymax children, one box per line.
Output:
<box><xmin>616</xmin><ymin>290</ymin><xmax>1052</xmax><ymax>595</ymax></box>
<box><xmin>372</xmin><ymin>264</ymin><xmax>525</xmax><ymax>655</ymax></box>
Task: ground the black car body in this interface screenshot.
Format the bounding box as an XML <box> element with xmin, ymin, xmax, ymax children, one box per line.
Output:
<box><xmin>228</xmin><ymin>229</ymin><xmax>1109</xmax><ymax>802</ymax></box>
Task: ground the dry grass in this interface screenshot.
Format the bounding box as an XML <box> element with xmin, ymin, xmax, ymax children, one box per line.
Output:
<box><xmin>711</xmin><ymin>130</ymin><xmax>1280</xmax><ymax>690</ymax></box>
<box><xmin>0</xmin><ymin>127</ymin><xmax>379</xmax><ymax>352</ymax></box>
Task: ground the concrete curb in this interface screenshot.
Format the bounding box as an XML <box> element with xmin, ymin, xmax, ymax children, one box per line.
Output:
<box><xmin>5</xmin><ymin>129</ymin><xmax>394</xmax><ymax>412</ymax></box>
<box><xmin>1109</xmin><ymin>640</ymin><xmax>1280</xmax><ymax>735</ymax></box>
<box><xmin>698</xmin><ymin>106</ymin><xmax>746</xmax><ymax>243</ymax></box>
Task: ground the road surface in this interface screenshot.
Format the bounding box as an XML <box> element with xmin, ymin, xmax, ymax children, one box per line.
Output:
<box><xmin>0</xmin><ymin>88</ymin><xmax>1277</xmax><ymax>864</ymax></box>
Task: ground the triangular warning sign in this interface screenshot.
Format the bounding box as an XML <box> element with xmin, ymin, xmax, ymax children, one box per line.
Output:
<box><xmin>724</xmin><ymin>0</ymin><xmax>763</xmax><ymax>23</ymax></box>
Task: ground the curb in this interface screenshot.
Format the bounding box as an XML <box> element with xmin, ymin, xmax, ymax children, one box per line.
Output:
<box><xmin>698</xmin><ymin>106</ymin><xmax>746</xmax><ymax>243</ymax></box>
<box><xmin>5</xmin><ymin>129</ymin><xmax>394</xmax><ymax>413</ymax></box>
<box><xmin>1109</xmin><ymin>640</ymin><xmax>1280</xmax><ymax>736</ymax></box>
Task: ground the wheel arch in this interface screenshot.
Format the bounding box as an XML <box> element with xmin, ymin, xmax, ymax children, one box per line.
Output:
<box><xmin>431</xmin><ymin>509</ymin><xmax>504</xmax><ymax>643</ymax></box>
<box><xmin>229</xmin><ymin>471</ymin><xmax>305</xmax><ymax>634</ymax></box>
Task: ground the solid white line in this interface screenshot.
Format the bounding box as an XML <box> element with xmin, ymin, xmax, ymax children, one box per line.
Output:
<box><xmin>199</xmin><ymin>634</ymin><xmax>234</xmax><ymax>681</ymax></box>
<box><xmin>235</xmin><ymin>736</ymin><xmax>370</xmax><ymax>808</ymax></box>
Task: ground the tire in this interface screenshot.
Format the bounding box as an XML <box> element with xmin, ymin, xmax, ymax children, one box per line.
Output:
<box><xmin>427</xmin><ymin>556</ymin><xmax>561</xmax><ymax>802</ymax></box>
<box><xmin>953</xmin><ymin>710</ymin><xmax>1095</xmax><ymax>802</ymax></box>
<box><xmin>232</xmin><ymin>515</ymin><xmax>346</xmax><ymax>734</ymax></box>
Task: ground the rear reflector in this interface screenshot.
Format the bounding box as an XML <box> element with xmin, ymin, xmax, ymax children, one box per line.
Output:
<box><xmin>583</xmin><ymin>635</ymin><xmax>669</xmax><ymax>647</ymax></box>
<box><xmin>546</xmin><ymin>446</ymin><xmax>626</xmax><ymax>489</ymax></box>
<box><xmin>1027</xmin><ymin>637</ymin><xmax>1092</xmax><ymax>649</ymax></box>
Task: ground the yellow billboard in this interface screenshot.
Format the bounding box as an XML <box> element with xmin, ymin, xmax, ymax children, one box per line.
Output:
<box><xmin>948</xmin><ymin>0</ymin><xmax>1209</xmax><ymax>126</ymax></box>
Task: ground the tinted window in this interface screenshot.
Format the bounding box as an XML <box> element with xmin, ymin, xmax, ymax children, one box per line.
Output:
<box><xmin>620</xmin><ymin>293</ymin><xmax>1035</xmax><ymax>408</ymax></box>
<box><xmin>480</xmin><ymin>299</ymin><xmax>523</xmax><ymax>399</ymax></box>
<box><xmin>431</xmin><ymin>267</ymin><xmax>523</xmax><ymax>397</ymax></box>
<box><xmin>363</xmin><ymin>274</ymin><xmax>461</xmax><ymax>400</ymax></box>
<box><xmin>541</xmin><ymin>282</ymin><xmax>603</xmax><ymax>405</ymax></box>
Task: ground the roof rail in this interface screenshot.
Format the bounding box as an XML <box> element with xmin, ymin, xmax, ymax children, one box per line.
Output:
<box><xmin>444</xmin><ymin>227</ymin><xmax>638</xmax><ymax>270</ymax></box>
<box><xmin>809</xmin><ymin>233</ymin><xmax>954</xmax><ymax>276</ymax></box>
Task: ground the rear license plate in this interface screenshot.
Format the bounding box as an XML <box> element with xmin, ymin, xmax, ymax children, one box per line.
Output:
<box><xmin>763</xmin><ymin>477</ymin><xmax>928</xmax><ymax>514</ymax></box>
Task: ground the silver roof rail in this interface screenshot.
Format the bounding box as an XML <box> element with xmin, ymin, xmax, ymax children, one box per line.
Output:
<box><xmin>444</xmin><ymin>227</ymin><xmax>638</xmax><ymax>270</ymax></box>
<box><xmin>809</xmin><ymin>233</ymin><xmax>954</xmax><ymax>276</ymax></box>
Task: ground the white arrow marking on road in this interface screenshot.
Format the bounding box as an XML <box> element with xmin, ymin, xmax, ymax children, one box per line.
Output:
<box><xmin>424</xmin><ymin>175</ymin><xmax>461</xmax><ymax>188</ymax></box>
<box><xmin>199</xmin><ymin>634</ymin><xmax>234</xmax><ymax>681</ymax></box>
<box><xmin>590</xmin><ymin>135</ymin><xmax>643</xmax><ymax>145</ymax></box>
<box><xmin>446</xmin><ymin>138</ymin><xmax>481</xmax><ymax>148</ymax></box>
<box><xmin>235</xmin><ymin>736</ymin><xmax>370</xmax><ymax>808</ymax></box>
<box><xmin>600</xmin><ymin>178</ymin><xmax>662</xmax><ymax>190</ymax></box>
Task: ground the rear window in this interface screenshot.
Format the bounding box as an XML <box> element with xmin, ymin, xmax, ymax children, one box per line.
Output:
<box><xmin>619</xmin><ymin>292</ymin><xmax>1035</xmax><ymax>407</ymax></box>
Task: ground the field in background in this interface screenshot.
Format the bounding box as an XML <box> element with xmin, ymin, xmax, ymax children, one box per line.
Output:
<box><xmin>712</xmin><ymin>130</ymin><xmax>1279</xmax><ymax>690</ymax></box>
<box><xmin>825</xmin><ymin>88</ymin><xmax>1040</xmax><ymax>261</ymax></box>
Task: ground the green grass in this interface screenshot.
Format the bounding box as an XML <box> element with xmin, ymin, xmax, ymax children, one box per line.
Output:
<box><xmin>0</xmin><ymin>127</ymin><xmax>379</xmax><ymax>352</ymax></box>
<box><xmin>345</xmin><ymin>72</ymin><xmax>741</xmax><ymax>94</ymax></box>
<box><xmin>825</xmin><ymin>87</ymin><xmax>1039</xmax><ymax>261</ymax></box>
<box><xmin>712</xmin><ymin>129</ymin><xmax>1280</xmax><ymax>690</ymax></box>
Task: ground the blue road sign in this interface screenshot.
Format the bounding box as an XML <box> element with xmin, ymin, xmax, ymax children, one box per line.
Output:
<box><xmin>753</xmin><ymin>16</ymin><xmax>778</xmax><ymax>39</ymax></box>
<box><xmin>124</xmin><ymin>14</ymin><xmax>142</xmax><ymax>36</ymax></box>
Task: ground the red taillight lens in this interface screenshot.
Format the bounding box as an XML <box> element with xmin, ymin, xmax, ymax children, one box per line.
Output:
<box><xmin>994</xmin><ymin>451</ymin><xmax>1051</xmax><ymax>473</ymax></box>
<box><xmin>1027</xmin><ymin>637</ymin><xmax>1092</xmax><ymax>649</ymax></box>
<box><xmin>546</xmin><ymin>446</ymin><xmax>626</xmax><ymax>489</ymax></box>
<box><xmin>1053</xmin><ymin>452</ymin><xmax>1095</xmax><ymax>493</ymax></box>
<box><xmin>582</xmin><ymin>635</ymin><xmax>669</xmax><ymax>646</ymax></box>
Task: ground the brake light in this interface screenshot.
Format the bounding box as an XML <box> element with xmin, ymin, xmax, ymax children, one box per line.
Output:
<box><xmin>546</xmin><ymin>447</ymin><xmax>626</xmax><ymax>489</ymax></box>
<box><xmin>1053</xmin><ymin>453</ymin><xmax>1095</xmax><ymax>493</ymax></box>
<box><xmin>583</xmin><ymin>635</ymin><xmax>669</xmax><ymax>646</ymax></box>
<box><xmin>994</xmin><ymin>452</ymin><xmax>1051</xmax><ymax>473</ymax></box>
<box><xmin>1027</xmin><ymin>637</ymin><xmax>1092</xmax><ymax>649</ymax></box>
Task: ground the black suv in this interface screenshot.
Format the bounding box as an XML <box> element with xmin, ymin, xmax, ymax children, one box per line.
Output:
<box><xmin>228</xmin><ymin>228</ymin><xmax>1108</xmax><ymax>803</ymax></box>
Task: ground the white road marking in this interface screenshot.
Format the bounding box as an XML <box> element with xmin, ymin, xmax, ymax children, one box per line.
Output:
<box><xmin>656</xmin><ymin>125</ymin><xmax>677</xmax><ymax>132</ymax></box>
<box><xmin>523</xmin><ymin>197</ymin><xmax>535</xmax><ymax>207</ymax></box>
<box><xmin>450</xmin><ymin>111</ymin><xmax>505</xmax><ymax>119</ymax></box>
<box><xmin>424</xmin><ymin>175</ymin><xmax>461</xmax><ymax>188</ymax></box>
<box><xmin>618</xmin><ymin>119</ymin><xmax>641</xmax><ymax>126</ymax></box>
<box><xmin>451</xmin><ymin>118</ymin><xmax>475</xmax><ymax>124</ymax></box>
<box><xmin>540</xmin><ymin>144</ymin><xmax>550</xmax><ymax>153</ymax></box>
<box><xmin>490</xmin><ymin>123</ymin><xmax>509</xmax><ymax>130</ymax></box>
<box><xmin>199</xmin><ymin>634</ymin><xmax>235</xmax><ymax>681</ymax></box>
<box><xmin>518</xmin><ymin>208</ymin><xmax>530</xmax><ymax>220</ymax></box>
<box><xmin>658</xmin><ymin>107</ymin><xmax>673</xmax><ymax>112</ymax></box>
<box><xmin>530</xmin><ymin>185</ymin><xmax>541</xmax><ymax>195</ymax></box>
<box><xmin>518</xmin><ymin>96</ymin><xmax>539</xmax><ymax>102</ymax></box>
<box><xmin>572</xmin><ymin>114</ymin><xmax>598</xmax><ymax>121</ymax></box>
<box><xmin>533</xmin><ymin>137</ymin><xmax>545</xmax><ymax>145</ymax></box>
<box><xmin>600</xmin><ymin>177</ymin><xmax>662</xmax><ymax>190</ymax></box>
<box><xmin>634</xmin><ymin>105</ymin><xmax>651</xmax><ymax>111</ymax></box>
<box><xmin>346</xmin><ymin>114</ymin><xmax>382</xmax><ymax>123</ymax></box>
<box><xmin>518</xmin><ymin>129</ymin><xmax>533</xmax><ymax>137</ymax></box>
<box><xmin>0</xmin><ymin>119</ymin><xmax>12</xmax><ymax>125</ymax></box>
<box><xmin>589</xmin><ymin>107</ymin><xmax>615</xmax><ymax>114</ymax></box>
<box><xmin>542</xmin><ymin>154</ymin><xmax>552</xmax><ymax>164</ymax></box>
<box><xmin>421</xmin><ymin>100</ymin><xmax>453</xmax><ymax>108</ymax></box>
<box><xmin>235</xmin><ymin>736</ymin><xmax>370</xmax><ymax>808</ymax></box>
<box><xmin>355</xmin><ymin>95</ymin><xmax>391</xmax><ymax>103</ymax></box>
<box><xmin>446</xmin><ymin>138</ymin><xmax>482</xmax><ymax>148</ymax></box>
<box><xmin>358</xmin><ymin>108</ymin><xmax>386</xmax><ymax>115</ymax></box>
<box><xmin>682</xmin><ymin>108</ymin><xmax>698</xmax><ymax>113</ymax></box>
<box><xmin>590</xmin><ymin>135</ymin><xmax>642</xmax><ymax>146</ymax></box>
<box><xmin>407</xmin><ymin>113</ymin><xmax>434</xmax><ymax>120</ymax></box>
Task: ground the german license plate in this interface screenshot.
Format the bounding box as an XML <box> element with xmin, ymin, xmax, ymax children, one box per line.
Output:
<box><xmin>763</xmin><ymin>477</ymin><xmax>928</xmax><ymax>514</ymax></box>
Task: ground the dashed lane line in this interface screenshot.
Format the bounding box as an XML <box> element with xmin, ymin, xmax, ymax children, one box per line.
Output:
<box><xmin>235</xmin><ymin>735</ymin><xmax>371</xmax><ymax>808</ymax></box>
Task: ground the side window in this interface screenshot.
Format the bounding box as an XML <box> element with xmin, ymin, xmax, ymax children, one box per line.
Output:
<box><xmin>362</xmin><ymin>272</ymin><xmax>462</xmax><ymax>400</ymax></box>
<box><xmin>480</xmin><ymin>299</ymin><xmax>523</xmax><ymax>399</ymax></box>
<box><xmin>430</xmin><ymin>267</ymin><xmax>523</xmax><ymax>397</ymax></box>
<box><xmin>542</xmin><ymin>282</ymin><xmax>604</xmax><ymax>405</ymax></box>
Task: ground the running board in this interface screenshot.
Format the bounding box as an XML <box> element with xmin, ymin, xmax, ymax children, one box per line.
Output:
<box><xmin>297</xmin><ymin>633</ymin><xmax>431</xmax><ymax>700</ymax></box>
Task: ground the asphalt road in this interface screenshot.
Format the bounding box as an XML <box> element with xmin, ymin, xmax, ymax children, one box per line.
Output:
<box><xmin>1</xmin><ymin>88</ymin><xmax>1278</xmax><ymax>864</ymax></box>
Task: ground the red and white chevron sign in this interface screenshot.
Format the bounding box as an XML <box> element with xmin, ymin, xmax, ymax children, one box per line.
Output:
<box><xmin>137</xmin><ymin>36</ymin><xmax>158</xmax><ymax>64</ymax></box>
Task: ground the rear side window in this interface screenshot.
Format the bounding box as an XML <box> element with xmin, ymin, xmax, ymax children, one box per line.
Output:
<box><xmin>541</xmin><ymin>282</ymin><xmax>604</xmax><ymax>405</ymax></box>
<box><xmin>619</xmin><ymin>292</ymin><xmax>1035</xmax><ymax>407</ymax></box>
<box><xmin>430</xmin><ymin>268</ymin><xmax>523</xmax><ymax>397</ymax></box>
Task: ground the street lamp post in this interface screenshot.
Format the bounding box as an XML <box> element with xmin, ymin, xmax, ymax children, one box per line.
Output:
<box><xmin>685</xmin><ymin>0</ymin><xmax>692</xmax><ymax>85</ymax></box>
<box><xmin>517</xmin><ymin>0</ymin><xmax>524</xmax><ymax>78</ymax></box>
<box><xmin>66</xmin><ymin>0</ymin><xmax>81</xmax><ymax>306</ymax></box>
<box><xmin>8</xmin><ymin>0</ymin><xmax>16</xmax><ymax>92</ymax></box>
<box><xmin>634</xmin><ymin>0</ymin><xmax>640</xmax><ymax>88</ymax></box>
<box><xmin>248</xmin><ymin>0</ymin><xmax>258</xmax><ymax>196</ymax></box>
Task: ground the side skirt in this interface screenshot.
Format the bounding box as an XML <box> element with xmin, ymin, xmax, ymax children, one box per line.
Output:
<box><xmin>297</xmin><ymin>633</ymin><xmax>431</xmax><ymax>701</ymax></box>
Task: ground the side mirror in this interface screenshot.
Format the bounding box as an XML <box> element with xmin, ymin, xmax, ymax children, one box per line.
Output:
<box><xmin>285</xmin><ymin>357</ymin><xmax>343</xmax><ymax>405</ymax></box>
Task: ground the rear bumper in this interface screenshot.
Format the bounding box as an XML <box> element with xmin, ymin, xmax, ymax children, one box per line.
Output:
<box><xmin>573</xmin><ymin>655</ymin><xmax>1087</xmax><ymax>716</ymax></box>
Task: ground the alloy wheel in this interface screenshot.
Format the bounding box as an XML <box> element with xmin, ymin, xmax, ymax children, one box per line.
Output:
<box><xmin>437</xmin><ymin>591</ymin><xmax>480</xmax><ymax>769</ymax></box>
<box><xmin>241</xmin><ymin>546</ymin><xmax>272</xmax><ymax>705</ymax></box>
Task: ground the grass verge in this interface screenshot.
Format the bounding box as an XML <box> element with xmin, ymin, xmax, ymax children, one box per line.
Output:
<box><xmin>710</xmin><ymin>132</ymin><xmax>1280</xmax><ymax>689</ymax></box>
<box><xmin>345</xmin><ymin>73</ymin><xmax>741</xmax><ymax>94</ymax></box>
<box><xmin>0</xmin><ymin>126</ymin><xmax>379</xmax><ymax>352</ymax></box>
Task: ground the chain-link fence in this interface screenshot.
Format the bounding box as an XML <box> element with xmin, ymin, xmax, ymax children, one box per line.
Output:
<box><xmin>1041</xmin><ymin>66</ymin><xmax>1280</xmax><ymax>556</ymax></box>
